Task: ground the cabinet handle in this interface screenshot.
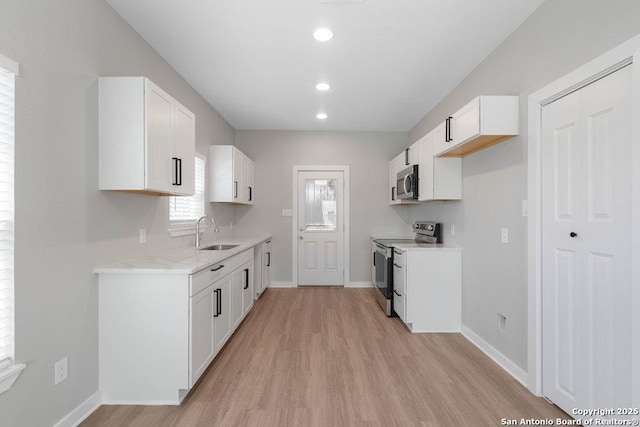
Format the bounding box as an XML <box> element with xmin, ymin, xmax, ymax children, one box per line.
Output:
<box><xmin>393</xmin><ymin>263</ymin><xmax>402</xmax><ymax>269</ymax></box>
<box><xmin>393</xmin><ymin>290</ymin><xmax>401</xmax><ymax>297</ymax></box>
<box><xmin>267</xmin><ymin>252</ymin><xmax>271</xmax><ymax>267</ymax></box>
<box><xmin>243</xmin><ymin>268</ymin><xmax>249</xmax><ymax>290</ymax></box>
<box><xmin>172</xmin><ymin>157</ymin><xmax>179</xmax><ymax>185</ymax></box>
<box><xmin>248</xmin><ymin>186</ymin><xmax>252</xmax><ymax>201</ymax></box>
<box><xmin>405</xmin><ymin>148</ymin><xmax>409</xmax><ymax>166</ymax></box>
<box><xmin>177</xmin><ymin>158</ymin><xmax>182</xmax><ymax>186</ymax></box>
<box><xmin>234</xmin><ymin>181</ymin><xmax>238</xmax><ymax>198</ymax></box>
<box><xmin>214</xmin><ymin>288</ymin><xmax>221</xmax><ymax>317</ymax></box>
<box><xmin>373</xmin><ymin>252</ymin><xmax>376</xmax><ymax>267</ymax></box>
<box><xmin>445</xmin><ymin>117</ymin><xmax>453</xmax><ymax>142</ymax></box>
<box><xmin>211</xmin><ymin>264</ymin><xmax>225</xmax><ymax>272</ymax></box>
<box><xmin>391</xmin><ymin>187</ymin><xmax>396</xmax><ymax>201</ymax></box>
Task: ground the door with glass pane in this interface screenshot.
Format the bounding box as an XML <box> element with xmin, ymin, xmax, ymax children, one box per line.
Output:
<box><xmin>297</xmin><ymin>171</ymin><xmax>344</xmax><ymax>286</ymax></box>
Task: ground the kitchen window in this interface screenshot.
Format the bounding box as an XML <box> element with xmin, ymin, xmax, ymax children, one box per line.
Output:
<box><xmin>0</xmin><ymin>53</ymin><xmax>24</xmax><ymax>395</ymax></box>
<box><xmin>168</xmin><ymin>153</ymin><xmax>206</xmax><ymax>236</ymax></box>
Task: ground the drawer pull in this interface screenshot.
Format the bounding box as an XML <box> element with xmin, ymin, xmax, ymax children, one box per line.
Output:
<box><xmin>211</xmin><ymin>264</ymin><xmax>225</xmax><ymax>272</ymax></box>
<box><xmin>393</xmin><ymin>263</ymin><xmax>402</xmax><ymax>269</ymax></box>
<box><xmin>393</xmin><ymin>290</ymin><xmax>401</xmax><ymax>297</ymax></box>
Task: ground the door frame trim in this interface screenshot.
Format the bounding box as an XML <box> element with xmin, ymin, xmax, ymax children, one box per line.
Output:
<box><xmin>527</xmin><ymin>34</ymin><xmax>640</xmax><ymax>403</ymax></box>
<box><xmin>292</xmin><ymin>165</ymin><xmax>350</xmax><ymax>287</ymax></box>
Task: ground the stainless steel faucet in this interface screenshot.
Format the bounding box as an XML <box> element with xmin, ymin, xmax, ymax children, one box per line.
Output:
<box><xmin>195</xmin><ymin>215</ymin><xmax>220</xmax><ymax>248</ymax></box>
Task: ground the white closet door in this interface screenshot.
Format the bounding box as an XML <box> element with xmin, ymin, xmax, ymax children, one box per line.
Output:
<box><xmin>542</xmin><ymin>65</ymin><xmax>632</xmax><ymax>416</ymax></box>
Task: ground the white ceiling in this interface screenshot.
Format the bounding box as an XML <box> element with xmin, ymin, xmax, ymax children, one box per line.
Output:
<box><xmin>106</xmin><ymin>0</ymin><xmax>544</xmax><ymax>131</ymax></box>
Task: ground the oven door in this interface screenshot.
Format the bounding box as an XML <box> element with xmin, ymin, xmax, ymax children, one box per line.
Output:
<box><xmin>373</xmin><ymin>244</ymin><xmax>393</xmax><ymax>315</ymax></box>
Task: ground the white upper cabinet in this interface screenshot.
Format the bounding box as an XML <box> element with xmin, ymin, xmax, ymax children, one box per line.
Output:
<box><xmin>433</xmin><ymin>95</ymin><xmax>519</xmax><ymax>157</ymax></box>
<box><xmin>418</xmin><ymin>131</ymin><xmax>461</xmax><ymax>201</ymax></box>
<box><xmin>209</xmin><ymin>145</ymin><xmax>254</xmax><ymax>205</ymax></box>
<box><xmin>99</xmin><ymin>77</ymin><xmax>195</xmax><ymax>196</ymax></box>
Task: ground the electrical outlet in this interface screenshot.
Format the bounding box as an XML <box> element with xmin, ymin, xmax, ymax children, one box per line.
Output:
<box><xmin>139</xmin><ymin>228</ymin><xmax>146</xmax><ymax>243</ymax></box>
<box><xmin>54</xmin><ymin>357</ymin><xmax>68</xmax><ymax>385</ymax></box>
<box><xmin>498</xmin><ymin>314</ymin><xmax>507</xmax><ymax>333</ymax></box>
<box><xmin>501</xmin><ymin>227</ymin><xmax>509</xmax><ymax>243</ymax></box>
<box><xmin>450</xmin><ymin>224</ymin><xmax>455</xmax><ymax>236</ymax></box>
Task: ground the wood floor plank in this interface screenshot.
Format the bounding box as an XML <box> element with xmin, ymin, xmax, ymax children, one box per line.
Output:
<box><xmin>82</xmin><ymin>288</ymin><xmax>568</xmax><ymax>426</ymax></box>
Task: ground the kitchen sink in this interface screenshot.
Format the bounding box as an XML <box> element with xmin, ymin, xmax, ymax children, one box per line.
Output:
<box><xmin>199</xmin><ymin>244</ymin><xmax>239</xmax><ymax>251</ymax></box>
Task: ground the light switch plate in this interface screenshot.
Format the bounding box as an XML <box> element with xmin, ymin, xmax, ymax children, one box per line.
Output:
<box><xmin>501</xmin><ymin>227</ymin><xmax>509</xmax><ymax>243</ymax></box>
<box><xmin>139</xmin><ymin>228</ymin><xmax>146</xmax><ymax>243</ymax></box>
<box><xmin>282</xmin><ymin>209</ymin><xmax>292</xmax><ymax>217</ymax></box>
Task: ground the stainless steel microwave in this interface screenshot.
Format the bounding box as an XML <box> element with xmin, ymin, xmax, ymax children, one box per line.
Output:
<box><xmin>396</xmin><ymin>165</ymin><xmax>419</xmax><ymax>200</ymax></box>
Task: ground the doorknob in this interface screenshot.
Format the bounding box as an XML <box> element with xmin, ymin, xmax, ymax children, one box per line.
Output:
<box><xmin>570</xmin><ymin>232</ymin><xmax>578</xmax><ymax>238</ymax></box>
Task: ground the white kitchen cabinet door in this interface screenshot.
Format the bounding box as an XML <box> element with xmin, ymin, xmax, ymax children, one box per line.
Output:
<box><xmin>418</xmin><ymin>131</ymin><xmax>461</xmax><ymax>201</ymax></box>
<box><xmin>392</xmin><ymin>250</ymin><xmax>406</xmax><ymax>322</ymax></box>
<box><xmin>209</xmin><ymin>145</ymin><xmax>254</xmax><ymax>205</ymax></box>
<box><xmin>230</xmin><ymin>267</ymin><xmax>243</xmax><ymax>329</ymax></box>
<box><xmin>241</xmin><ymin>260</ymin><xmax>254</xmax><ymax>316</ymax></box>
<box><xmin>262</xmin><ymin>240</ymin><xmax>272</xmax><ymax>291</ymax></box>
<box><xmin>189</xmin><ymin>284</ymin><xmax>215</xmax><ymax>387</ymax></box>
<box><xmin>99</xmin><ymin>77</ymin><xmax>196</xmax><ymax>196</ymax></box>
<box><xmin>213</xmin><ymin>276</ymin><xmax>232</xmax><ymax>352</ymax></box>
<box><xmin>242</xmin><ymin>154</ymin><xmax>254</xmax><ymax>204</ymax></box>
<box><xmin>145</xmin><ymin>81</ymin><xmax>174</xmax><ymax>194</ymax></box>
<box><xmin>431</xmin><ymin>120</ymin><xmax>455</xmax><ymax>159</ymax></box>
<box><xmin>232</xmin><ymin>147</ymin><xmax>242</xmax><ymax>202</ymax></box>
<box><xmin>173</xmin><ymin>101</ymin><xmax>196</xmax><ymax>196</ymax></box>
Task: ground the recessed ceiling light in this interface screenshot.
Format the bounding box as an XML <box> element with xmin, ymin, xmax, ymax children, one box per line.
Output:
<box><xmin>316</xmin><ymin>83</ymin><xmax>330</xmax><ymax>91</ymax></box>
<box><xmin>313</xmin><ymin>28</ymin><xmax>333</xmax><ymax>42</ymax></box>
<box><xmin>316</xmin><ymin>113</ymin><xmax>328</xmax><ymax>120</ymax></box>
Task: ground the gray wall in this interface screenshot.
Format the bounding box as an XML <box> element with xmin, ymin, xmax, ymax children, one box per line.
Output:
<box><xmin>234</xmin><ymin>131</ymin><xmax>409</xmax><ymax>284</ymax></box>
<box><xmin>408</xmin><ymin>0</ymin><xmax>640</xmax><ymax>371</ymax></box>
<box><xmin>0</xmin><ymin>1</ymin><xmax>235</xmax><ymax>425</ymax></box>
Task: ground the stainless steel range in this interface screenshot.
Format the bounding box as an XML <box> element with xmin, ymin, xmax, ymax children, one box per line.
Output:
<box><xmin>372</xmin><ymin>221</ymin><xmax>441</xmax><ymax>316</ymax></box>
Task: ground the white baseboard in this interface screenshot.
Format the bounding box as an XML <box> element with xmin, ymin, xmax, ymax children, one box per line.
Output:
<box><xmin>347</xmin><ymin>281</ymin><xmax>373</xmax><ymax>288</ymax></box>
<box><xmin>269</xmin><ymin>282</ymin><xmax>372</xmax><ymax>288</ymax></box>
<box><xmin>460</xmin><ymin>324</ymin><xmax>528</xmax><ymax>387</ymax></box>
<box><xmin>53</xmin><ymin>390</ymin><xmax>102</xmax><ymax>427</ymax></box>
<box><xmin>268</xmin><ymin>281</ymin><xmax>295</xmax><ymax>288</ymax></box>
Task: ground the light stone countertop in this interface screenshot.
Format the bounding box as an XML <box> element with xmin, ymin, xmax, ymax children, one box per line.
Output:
<box><xmin>391</xmin><ymin>242</ymin><xmax>461</xmax><ymax>251</ymax></box>
<box><xmin>94</xmin><ymin>234</ymin><xmax>272</xmax><ymax>275</ymax></box>
<box><xmin>371</xmin><ymin>235</ymin><xmax>461</xmax><ymax>251</ymax></box>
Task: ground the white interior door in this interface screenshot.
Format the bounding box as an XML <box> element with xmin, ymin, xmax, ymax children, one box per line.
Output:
<box><xmin>297</xmin><ymin>171</ymin><xmax>344</xmax><ymax>286</ymax></box>
<box><xmin>542</xmin><ymin>65</ymin><xmax>632</xmax><ymax>416</ymax></box>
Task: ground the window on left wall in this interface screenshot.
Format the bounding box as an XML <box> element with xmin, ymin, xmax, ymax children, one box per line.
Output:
<box><xmin>168</xmin><ymin>154</ymin><xmax>206</xmax><ymax>236</ymax></box>
<box><xmin>0</xmin><ymin>53</ymin><xmax>25</xmax><ymax>394</ymax></box>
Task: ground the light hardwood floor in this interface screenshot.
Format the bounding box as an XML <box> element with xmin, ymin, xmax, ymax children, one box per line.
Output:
<box><xmin>82</xmin><ymin>287</ymin><xmax>568</xmax><ymax>426</ymax></box>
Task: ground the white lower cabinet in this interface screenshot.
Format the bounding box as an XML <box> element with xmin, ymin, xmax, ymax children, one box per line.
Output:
<box><xmin>393</xmin><ymin>247</ymin><xmax>462</xmax><ymax>333</ymax></box>
<box><xmin>99</xmin><ymin>248</ymin><xmax>255</xmax><ymax>404</ymax></box>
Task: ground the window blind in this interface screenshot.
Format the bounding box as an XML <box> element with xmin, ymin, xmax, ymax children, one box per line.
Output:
<box><xmin>169</xmin><ymin>155</ymin><xmax>205</xmax><ymax>222</ymax></box>
<box><xmin>0</xmin><ymin>66</ymin><xmax>15</xmax><ymax>365</ymax></box>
